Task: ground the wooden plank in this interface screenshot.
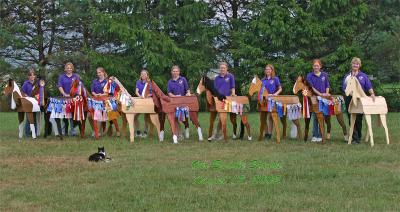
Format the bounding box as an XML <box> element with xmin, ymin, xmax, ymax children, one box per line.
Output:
<box><xmin>122</xmin><ymin>97</ymin><xmax>156</xmax><ymax>113</ymax></box>
<box><xmin>160</xmin><ymin>96</ymin><xmax>199</xmax><ymax>113</ymax></box>
<box><xmin>349</xmin><ymin>97</ymin><xmax>388</xmax><ymax>114</ymax></box>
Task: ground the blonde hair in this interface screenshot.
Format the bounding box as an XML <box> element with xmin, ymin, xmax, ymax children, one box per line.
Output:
<box><xmin>140</xmin><ymin>69</ymin><xmax>150</xmax><ymax>80</ymax></box>
<box><xmin>96</xmin><ymin>67</ymin><xmax>108</xmax><ymax>78</ymax></box>
<box><xmin>64</xmin><ymin>62</ymin><xmax>75</xmax><ymax>71</ymax></box>
<box><xmin>265</xmin><ymin>64</ymin><xmax>276</xmax><ymax>77</ymax></box>
<box><xmin>171</xmin><ymin>65</ymin><xmax>180</xmax><ymax>72</ymax></box>
<box><xmin>351</xmin><ymin>57</ymin><xmax>361</xmax><ymax>66</ymax></box>
<box><xmin>219</xmin><ymin>62</ymin><xmax>229</xmax><ymax>69</ymax></box>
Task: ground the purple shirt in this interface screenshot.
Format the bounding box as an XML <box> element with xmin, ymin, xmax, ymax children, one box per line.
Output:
<box><xmin>261</xmin><ymin>76</ymin><xmax>281</xmax><ymax>94</ymax></box>
<box><xmin>57</xmin><ymin>73</ymin><xmax>80</xmax><ymax>94</ymax></box>
<box><xmin>136</xmin><ymin>80</ymin><xmax>152</xmax><ymax>95</ymax></box>
<box><xmin>91</xmin><ymin>79</ymin><xmax>107</xmax><ymax>94</ymax></box>
<box><xmin>342</xmin><ymin>71</ymin><xmax>373</xmax><ymax>93</ymax></box>
<box><xmin>167</xmin><ymin>76</ymin><xmax>189</xmax><ymax>96</ymax></box>
<box><xmin>214</xmin><ymin>73</ymin><xmax>235</xmax><ymax>96</ymax></box>
<box><xmin>306</xmin><ymin>71</ymin><xmax>330</xmax><ymax>94</ymax></box>
<box><xmin>21</xmin><ymin>80</ymin><xmax>36</xmax><ymax>97</ymax></box>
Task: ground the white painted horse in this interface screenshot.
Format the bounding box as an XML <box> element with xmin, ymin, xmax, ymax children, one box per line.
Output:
<box><xmin>345</xmin><ymin>76</ymin><xmax>389</xmax><ymax>146</ymax></box>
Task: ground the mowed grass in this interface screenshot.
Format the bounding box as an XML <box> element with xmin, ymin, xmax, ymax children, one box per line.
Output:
<box><xmin>0</xmin><ymin>112</ymin><xmax>400</xmax><ymax>211</ymax></box>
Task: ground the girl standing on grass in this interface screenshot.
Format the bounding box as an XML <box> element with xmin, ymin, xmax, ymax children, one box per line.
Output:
<box><xmin>134</xmin><ymin>69</ymin><xmax>152</xmax><ymax>138</ymax></box>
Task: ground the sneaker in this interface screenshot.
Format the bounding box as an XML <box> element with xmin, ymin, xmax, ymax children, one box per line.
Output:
<box><xmin>311</xmin><ymin>137</ymin><xmax>318</xmax><ymax>142</ymax></box>
<box><xmin>216</xmin><ymin>135</ymin><xmax>224</xmax><ymax>141</ymax></box>
<box><xmin>135</xmin><ymin>130</ymin><xmax>141</xmax><ymax>137</ymax></box>
<box><xmin>248</xmin><ymin>136</ymin><xmax>252</xmax><ymax>141</ymax></box>
<box><xmin>173</xmin><ymin>135</ymin><xmax>178</xmax><ymax>144</ymax></box>
<box><xmin>185</xmin><ymin>128</ymin><xmax>189</xmax><ymax>139</ymax></box>
<box><xmin>316</xmin><ymin>137</ymin><xmax>322</xmax><ymax>143</ymax></box>
<box><xmin>232</xmin><ymin>134</ymin><xmax>237</xmax><ymax>139</ymax></box>
<box><xmin>208</xmin><ymin>134</ymin><xmax>216</xmax><ymax>141</ymax></box>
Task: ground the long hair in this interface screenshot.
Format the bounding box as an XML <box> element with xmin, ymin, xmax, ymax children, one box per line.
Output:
<box><xmin>265</xmin><ymin>64</ymin><xmax>276</xmax><ymax>78</ymax></box>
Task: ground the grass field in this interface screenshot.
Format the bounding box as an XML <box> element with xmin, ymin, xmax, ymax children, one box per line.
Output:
<box><xmin>1</xmin><ymin>112</ymin><xmax>399</xmax><ymax>211</ymax></box>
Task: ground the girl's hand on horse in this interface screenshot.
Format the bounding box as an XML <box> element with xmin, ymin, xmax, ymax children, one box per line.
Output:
<box><xmin>186</xmin><ymin>92</ymin><xmax>191</xmax><ymax>96</ymax></box>
<box><xmin>371</xmin><ymin>93</ymin><xmax>376</xmax><ymax>102</ymax></box>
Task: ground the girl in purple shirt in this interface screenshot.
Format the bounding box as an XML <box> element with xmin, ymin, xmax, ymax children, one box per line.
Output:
<box><xmin>57</xmin><ymin>62</ymin><xmax>79</xmax><ymax>136</ymax></box>
<box><xmin>168</xmin><ymin>65</ymin><xmax>191</xmax><ymax>142</ymax></box>
<box><xmin>134</xmin><ymin>69</ymin><xmax>151</xmax><ymax>138</ymax></box>
<box><xmin>262</xmin><ymin>64</ymin><xmax>282</xmax><ymax>140</ymax></box>
<box><xmin>306</xmin><ymin>59</ymin><xmax>331</xmax><ymax>142</ymax></box>
<box><xmin>22</xmin><ymin>69</ymin><xmax>39</xmax><ymax>136</ymax></box>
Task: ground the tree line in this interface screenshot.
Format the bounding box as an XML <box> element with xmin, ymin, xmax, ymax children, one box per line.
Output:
<box><xmin>1</xmin><ymin>0</ymin><xmax>399</xmax><ymax>109</ymax></box>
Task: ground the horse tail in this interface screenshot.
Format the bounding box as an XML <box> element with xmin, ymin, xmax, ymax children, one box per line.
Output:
<box><xmin>239</xmin><ymin>120</ymin><xmax>244</xmax><ymax>140</ymax></box>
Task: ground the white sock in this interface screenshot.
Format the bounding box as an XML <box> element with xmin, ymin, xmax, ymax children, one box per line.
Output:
<box><xmin>160</xmin><ymin>130</ymin><xmax>164</xmax><ymax>142</ymax></box>
<box><xmin>197</xmin><ymin>127</ymin><xmax>203</xmax><ymax>141</ymax></box>
<box><xmin>30</xmin><ymin>124</ymin><xmax>37</xmax><ymax>139</ymax></box>
<box><xmin>18</xmin><ymin>123</ymin><xmax>24</xmax><ymax>139</ymax></box>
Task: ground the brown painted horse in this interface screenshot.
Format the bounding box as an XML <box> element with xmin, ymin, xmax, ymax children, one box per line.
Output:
<box><xmin>2</xmin><ymin>79</ymin><xmax>40</xmax><ymax>141</ymax></box>
<box><xmin>293</xmin><ymin>76</ymin><xmax>348</xmax><ymax>143</ymax></box>
<box><xmin>196</xmin><ymin>76</ymin><xmax>251</xmax><ymax>141</ymax></box>
<box><xmin>248</xmin><ymin>76</ymin><xmax>302</xmax><ymax>143</ymax></box>
<box><xmin>150</xmin><ymin>80</ymin><xmax>203</xmax><ymax>143</ymax></box>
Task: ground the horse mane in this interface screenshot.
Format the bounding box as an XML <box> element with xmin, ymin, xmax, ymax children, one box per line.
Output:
<box><xmin>202</xmin><ymin>76</ymin><xmax>226</xmax><ymax>101</ymax></box>
<box><xmin>150</xmin><ymin>80</ymin><xmax>170</xmax><ymax>112</ymax></box>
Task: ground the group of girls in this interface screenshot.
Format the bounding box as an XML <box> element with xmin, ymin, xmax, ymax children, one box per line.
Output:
<box><xmin>20</xmin><ymin>57</ymin><xmax>375</xmax><ymax>144</ymax></box>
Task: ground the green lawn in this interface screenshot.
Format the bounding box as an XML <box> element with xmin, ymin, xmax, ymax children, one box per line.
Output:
<box><xmin>1</xmin><ymin>112</ymin><xmax>399</xmax><ymax>211</ymax></box>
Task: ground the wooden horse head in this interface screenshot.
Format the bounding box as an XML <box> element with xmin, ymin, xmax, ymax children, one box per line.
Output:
<box><xmin>293</xmin><ymin>76</ymin><xmax>312</xmax><ymax>97</ymax></box>
<box><xmin>196</xmin><ymin>75</ymin><xmax>225</xmax><ymax>101</ymax></box>
<box><xmin>248</xmin><ymin>76</ymin><xmax>269</xmax><ymax>102</ymax></box>
<box><xmin>2</xmin><ymin>79</ymin><xmax>14</xmax><ymax>97</ymax></box>
<box><xmin>345</xmin><ymin>76</ymin><xmax>367</xmax><ymax>107</ymax></box>
<box><xmin>70</xmin><ymin>78</ymin><xmax>88</xmax><ymax>98</ymax></box>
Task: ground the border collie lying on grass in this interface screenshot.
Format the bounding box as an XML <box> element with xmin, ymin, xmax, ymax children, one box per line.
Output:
<box><xmin>89</xmin><ymin>147</ymin><xmax>111</xmax><ymax>162</ymax></box>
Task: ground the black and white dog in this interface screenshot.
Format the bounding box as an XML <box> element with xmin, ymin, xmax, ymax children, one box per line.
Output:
<box><xmin>88</xmin><ymin>147</ymin><xmax>111</xmax><ymax>162</ymax></box>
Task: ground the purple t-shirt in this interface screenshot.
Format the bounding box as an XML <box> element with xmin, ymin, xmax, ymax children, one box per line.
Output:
<box><xmin>261</xmin><ymin>76</ymin><xmax>281</xmax><ymax>94</ymax></box>
<box><xmin>21</xmin><ymin>80</ymin><xmax>36</xmax><ymax>97</ymax></box>
<box><xmin>57</xmin><ymin>73</ymin><xmax>80</xmax><ymax>94</ymax></box>
<box><xmin>306</xmin><ymin>71</ymin><xmax>330</xmax><ymax>94</ymax></box>
<box><xmin>342</xmin><ymin>71</ymin><xmax>373</xmax><ymax>93</ymax></box>
<box><xmin>91</xmin><ymin>79</ymin><xmax>107</xmax><ymax>94</ymax></box>
<box><xmin>214</xmin><ymin>73</ymin><xmax>235</xmax><ymax>96</ymax></box>
<box><xmin>167</xmin><ymin>76</ymin><xmax>189</xmax><ymax>96</ymax></box>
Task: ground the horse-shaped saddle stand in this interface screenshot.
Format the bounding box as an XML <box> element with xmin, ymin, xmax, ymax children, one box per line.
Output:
<box><xmin>345</xmin><ymin>76</ymin><xmax>389</xmax><ymax>146</ymax></box>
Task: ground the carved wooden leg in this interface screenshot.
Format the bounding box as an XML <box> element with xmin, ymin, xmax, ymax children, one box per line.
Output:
<box><xmin>219</xmin><ymin>113</ymin><xmax>228</xmax><ymax>141</ymax></box>
<box><xmin>271</xmin><ymin>112</ymin><xmax>280</xmax><ymax>143</ymax></box>
<box><xmin>208</xmin><ymin>112</ymin><xmax>217</xmax><ymax>139</ymax></box>
<box><xmin>379</xmin><ymin>114</ymin><xmax>390</xmax><ymax>145</ymax></box>
<box><xmin>259</xmin><ymin>112</ymin><xmax>266</xmax><ymax>141</ymax></box>
<box><xmin>336</xmin><ymin>113</ymin><xmax>348</xmax><ymax>140</ymax></box>
<box><xmin>348</xmin><ymin>113</ymin><xmax>356</xmax><ymax>144</ymax></box>
<box><xmin>149</xmin><ymin>113</ymin><xmax>161</xmax><ymax>141</ymax></box>
<box><xmin>304</xmin><ymin>118</ymin><xmax>310</xmax><ymax>141</ymax></box>
<box><xmin>316</xmin><ymin>113</ymin><xmax>325</xmax><ymax>144</ymax></box>
<box><xmin>230</xmin><ymin>113</ymin><xmax>237</xmax><ymax>138</ymax></box>
<box><xmin>241</xmin><ymin>115</ymin><xmax>251</xmax><ymax>140</ymax></box>
<box><xmin>292</xmin><ymin>119</ymin><xmax>302</xmax><ymax>141</ymax></box>
<box><xmin>365</xmin><ymin>114</ymin><xmax>374</xmax><ymax>147</ymax></box>
<box><xmin>18</xmin><ymin>112</ymin><xmax>25</xmax><ymax>140</ymax></box>
<box><xmin>281</xmin><ymin>115</ymin><xmax>287</xmax><ymax>139</ymax></box>
<box><xmin>324</xmin><ymin>115</ymin><xmax>331</xmax><ymax>138</ymax></box>
<box><xmin>126</xmin><ymin>113</ymin><xmax>135</xmax><ymax>143</ymax></box>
